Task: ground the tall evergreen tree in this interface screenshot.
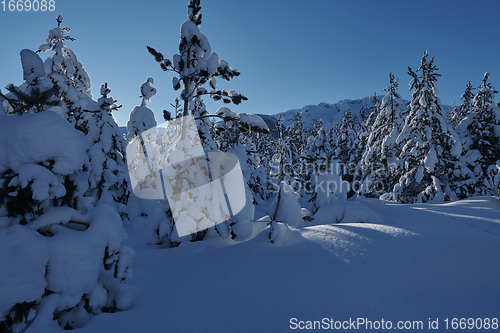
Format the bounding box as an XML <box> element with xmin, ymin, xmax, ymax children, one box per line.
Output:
<box><xmin>359</xmin><ymin>73</ymin><xmax>404</xmax><ymax>198</ymax></box>
<box><xmin>141</xmin><ymin>1</ymin><xmax>261</xmax><ymax>245</ymax></box>
<box><xmin>390</xmin><ymin>51</ymin><xmax>461</xmax><ymax>203</ymax></box>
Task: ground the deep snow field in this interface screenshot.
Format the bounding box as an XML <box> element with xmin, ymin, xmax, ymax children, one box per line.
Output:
<box><xmin>26</xmin><ymin>197</ymin><xmax>500</xmax><ymax>332</ymax></box>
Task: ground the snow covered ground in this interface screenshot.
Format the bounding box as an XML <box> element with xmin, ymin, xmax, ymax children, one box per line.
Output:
<box><xmin>27</xmin><ymin>196</ymin><xmax>500</xmax><ymax>332</ymax></box>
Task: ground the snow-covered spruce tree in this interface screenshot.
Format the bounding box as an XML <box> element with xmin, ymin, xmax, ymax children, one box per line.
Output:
<box><xmin>268</xmin><ymin>116</ymin><xmax>296</xmax><ymax>190</ymax></box>
<box><xmin>210</xmin><ymin>105</ymin><xmax>270</xmax><ymax>205</ymax></box>
<box><xmin>266</xmin><ymin>116</ymin><xmax>302</xmax><ymax>244</ymax></box>
<box><xmin>143</xmin><ymin>0</ymin><xmax>267</xmax><ymax>244</ymax></box>
<box><xmin>353</xmin><ymin>93</ymin><xmax>379</xmax><ymax>194</ymax></box>
<box><xmin>36</xmin><ymin>16</ymin><xmax>132</xmax><ymax>216</ymax></box>
<box><xmin>280</xmin><ymin>112</ymin><xmax>307</xmax><ymax>196</ymax></box>
<box><xmin>335</xmin><ymin>110</ymin><xmax>359</xmax><ymax>189</ymax></box>
<box><xmin>458</xmin><ymin>81</ymin><xmax>474</xmax><ymax>119</ymax></box>
<box><xmin>358</xmin><ymin>74</ymin><xmax>404</xmax><ymax>198</ymax></box>
<box><xmin>303</xmin><ymin>116</ymin><xmax>342</xmax><ymax>213</ymax></box>
<box><xmin>303</xmin><ymin>116</ymin><xmax>328</xmax><ymax>176</ymax></box>
<box><xmin>249</xmin><ymin>126</ymin><xmax>275</xmax><ymax>200</ymax></box>
<box><xmin>244</xmin><ymin>134</ymin><xmax>270</xmax><ymax>203</ymax></box>
<box><xmin>286</xmin><ymin>112</ymin><xmax>307</xmax><ymax>166</ymax></box>
<box><xmin>84</xmin><ymin>83</ymin><xmax>130</xmax><ymax>218</ymax></box>
<box><xmin>445</xmin><ymin>83</ymin><xmax>476</xmax><ymax>197</ymax></box>
<box><xmin>454</xmin><ymin>73</ymin><xmax>500</xmax><ymax>197</ymax></box>
<box><xmin>390</xmin><ymin>51</ymin><xmax>461</xmax><ymax>203</ymax></box>
<box><xmin>448</xmin><ymin>82</ymin><xmax>475</xmax><ymax>128</ymax></box>
<box><xmin>0</xmin><ymin>18</ymin><xmax>133</xmax><ymax>332</ymax></box>
<box><xmin>447</xmin><ymin>101</ymin><xmax>460</xmax><ymax>127</ymax></box>
<box><xmin>358</xmin><ymin>93</ymin><xmax>380</xmax><ymax>149</ymax></box>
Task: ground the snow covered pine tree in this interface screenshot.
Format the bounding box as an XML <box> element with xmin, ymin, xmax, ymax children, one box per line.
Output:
<box><xmin>0</xmin><ymin>17</ymin><xmax>133</xmax><ymax>332</ymax></box>
<box><xmin>358</xmin><ymin>73</ymin><xmax>404</xmax><ymax>199</ymax></box>
<box><xmin>454</xmin><ymin>72</ymin><xmax>500</xmax><ymax>197</ymax></box>
<box><xmin>139</xmin><ymin>0</ymin><xmax>268</xmax><ymax>245</ymax></box>
<box><xmin>390</xmin><ymin>51</ymin><xmax>461</xmax><ymax>203</ymax></box>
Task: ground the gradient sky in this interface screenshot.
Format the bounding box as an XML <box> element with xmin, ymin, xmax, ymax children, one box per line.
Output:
<box><xmin>1</xmin><ymin>0</ymin><xmax>499</xmax><ymax>126</ymax></box>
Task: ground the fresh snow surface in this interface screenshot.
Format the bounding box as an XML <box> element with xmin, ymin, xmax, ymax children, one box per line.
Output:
<box><xmin>27</xmin><ymin>196</ymin><xmax>500</xmax><ymax>333</ymax></box>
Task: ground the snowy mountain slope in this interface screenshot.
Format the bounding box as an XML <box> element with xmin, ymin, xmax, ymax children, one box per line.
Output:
<box><xmin>274</xmin><ymin>96</ymin><xmax>453</xmax><ymax>129</ymax></box>
<box><xmin>31</xmin><ymin>196</ymin><xmax>500</xmax><ymax>333</ymax></box>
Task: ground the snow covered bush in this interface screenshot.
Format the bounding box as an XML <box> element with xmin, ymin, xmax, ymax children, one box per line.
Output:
<box><xmin>0</xmin><ymin>111</ymin><xmax>133</xmax><ymax>332</ymax></box>
<box><xmin>0</xmin><ymin>111</ymin><xmax>89</xmax><ymax>224</ymax></box>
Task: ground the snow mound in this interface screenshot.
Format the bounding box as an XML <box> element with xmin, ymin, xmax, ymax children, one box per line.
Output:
<box><xmin>268</xmin><ymin>182</ymin><xmax>302</xmax><ymax>228</ymax></box>
<box><xmin>312</xmin><ymin>200</ymin><xmax>388</xmax><ymax>225</ymax></box>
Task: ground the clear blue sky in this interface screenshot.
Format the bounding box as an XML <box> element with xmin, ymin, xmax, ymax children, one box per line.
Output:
<box><xmin>1</xmin><ymin>0</ymin><xmax>499</xmax><ymax>126</ymax></box>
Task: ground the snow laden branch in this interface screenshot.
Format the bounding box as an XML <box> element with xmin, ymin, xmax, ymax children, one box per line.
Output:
<box><xmin>0</xmin><ymin>83</ymin><xmax>61</xmax><ymax>114</ymax></box>
<box><xmin>200</xmin><ymin>107</ymin><xmax>270</xmax><ymax>135</ymax></box>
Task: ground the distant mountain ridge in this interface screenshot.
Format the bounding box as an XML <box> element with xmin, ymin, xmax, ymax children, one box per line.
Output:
<box><xmin>272</xmin><ymin>96</ymin><xmax>453</xmax><ymax>130</ymax></box>
<box><xmin>119</xmin><ymin>96</ymin><xmax>453</xmax><ymax>137</ymax></box>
